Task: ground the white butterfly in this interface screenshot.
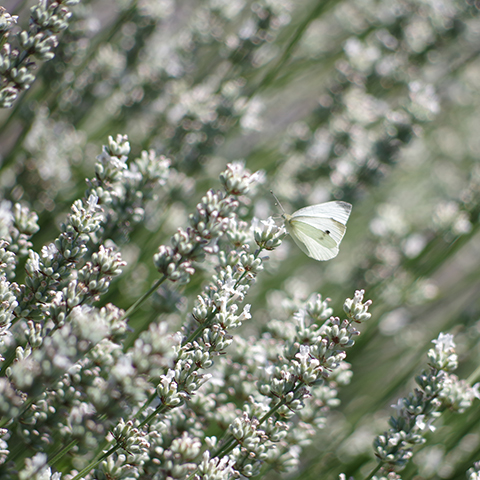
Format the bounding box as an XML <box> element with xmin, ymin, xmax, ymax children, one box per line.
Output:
<box><xmin>274</xmin><ymin>194</ymin><xmax>352</xmax><ymax>261</ymax></box>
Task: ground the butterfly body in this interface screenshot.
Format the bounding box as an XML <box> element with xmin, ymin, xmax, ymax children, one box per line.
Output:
<box><xmin>283</xmin><ymin>201</ymin><xmax>352</xmax><ymax>261</ymax></box>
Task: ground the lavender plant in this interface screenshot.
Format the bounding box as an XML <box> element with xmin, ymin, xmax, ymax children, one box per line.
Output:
<box><xmin>1</xmin><ymin>0</ymin><xmax>480</xmax><ymax>479</ymax></box>
<box><xmin>371</xmin><ymin>333</ymin><xmax>479</xmax><ymax>477</ymax></box>
<box><xmin>0</xmin><ymin>1</ymin><xmax>80</xmax><ymax>108</ymax></box>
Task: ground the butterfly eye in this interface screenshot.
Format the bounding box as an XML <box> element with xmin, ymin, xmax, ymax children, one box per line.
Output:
<box><xmin>325</xmin><ymin>230</ymin><xmax>330</xmax><ymax>235</ymax></box>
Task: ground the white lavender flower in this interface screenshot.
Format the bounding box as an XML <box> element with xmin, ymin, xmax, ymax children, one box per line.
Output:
<box><xmin>372</xmin><ymin>332</ymin><xmax>478</xmax><ymax>475</ymax></box>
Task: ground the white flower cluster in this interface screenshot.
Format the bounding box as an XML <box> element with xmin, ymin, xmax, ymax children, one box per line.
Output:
<box><xmin>0</xmin><ymin>1</ymin><xmax>80</xmax><ymax>108</ymax></box>
<box><xmin>186</xmin><ymin>291</ymin><xmax>373</xmax><ymax>477</ymax></box>
<box><xmin>373</xmin><ymin>333</ymin><xmax>480</xmax><ymax>474</ymax></box>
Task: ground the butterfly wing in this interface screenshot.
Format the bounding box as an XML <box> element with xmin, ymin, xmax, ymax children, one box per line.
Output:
<box><xmin>290</xmin><ymin>215</ymin><xmax>347</xmax><ymax>245</ymax></box>
<box><xmin>282</xmin><ymin>201</ymin><xmax>352</xmax><ymax>261</ymax></box>
<box><xmin>292</xmin><ymin>201</ymin><xmax>352</xmax><ymax>225</ymax></box>
<box><xmin>286</xmin><ymin>217</ymin><xmax>341</xmax><ymax>261</ymax></box>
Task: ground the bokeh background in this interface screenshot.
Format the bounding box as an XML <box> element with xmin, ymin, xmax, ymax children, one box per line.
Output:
<box><xmin>1</xmin><ymin>0</ymin><xmax>480</xmax><ymax>478</ymax></box>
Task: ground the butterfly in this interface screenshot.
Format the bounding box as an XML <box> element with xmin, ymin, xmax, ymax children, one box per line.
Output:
<box><xmin>272</xmin><ymin>193</ymin><xmax>352</xmax><ymax>261</ymax></box>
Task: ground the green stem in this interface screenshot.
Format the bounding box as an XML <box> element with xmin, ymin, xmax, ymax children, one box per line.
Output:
<box><xmin>252</xmin><ymin>0</ymin><xmax>337</xmax><ymax>95</ymax></box>
<box><xmin>69</xmin><ymin>444</ymin><xmax>121</xmax><ymax>480</ymax></box>
<box><xmin>363</xmin><ymin>462</ymin><xmax>383</xmax><ymax>480</ymax></box>
<box><xmin>258</xmin><ymin>397</ymin><xmax>288</xmax><ymax>425</ymax></box>
<box><xmin>183</xmin><ymin>311</ymin><xmax>216</xmax><ymax>346</ymax></box>
<box><xmin>138</xmin><ymin>403</ymin><xmax>168</xmax><ymax>428</ymax></box>
<box><xmin>120</xmin><ymin>275</ymin><xmax>167</xmax><ymax>322</ymax></box>
<box><xmin>467</xmin><ymin>364</ymin><xmax>480</xmax><ymax>385</ymax></box>
<box><xmin>0</xmin><ymin>396</ymin><xmax>34</xmax><ymax>429</ymax></box>
<box><xmin>49</xmin><ymin>439</ymin><xmax>79</xmax><ymax>467</ymax></box>
<box><xmin>211</xmin><ymin>436</ymin><xmax>238</xmax><ymax>460</ymax></box>
<box><xmin>133</xmin><ymin>391</ymin><xmax>158</xmax><ymax>421</ymax></box>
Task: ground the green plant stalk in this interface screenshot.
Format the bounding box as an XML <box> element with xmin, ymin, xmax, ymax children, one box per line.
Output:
<box><xmin>138</xmin><ymin>402</ymin><xmax>168</xmax><ymax>428</ymax></box>
<box><xmin>134</xmin><ymin>391</ymin><xmax>158</xmax><ymax>421</ymax></box>
<box><xmin>69</xmin><ymin>443</ymin><xmax>121</xmax><ymax>480</ymax></box>
<box><xmin>253</xmin><ymin>0</ymin><xmax>340</xmax><ymax>95</ymax></box>
<box><xmin>364</xmin><ymin>462</ymin><xmax>382</xmax><ymax>480</ymax></box>
<box><xmin>49</xmin><ymin>439</ymin><xmax>79</xmax><ymax>467</ymax></box>
<box><xmin>120</xmin><ymin>275</ymin><xmax>167</xmax><ymax>322</ymax></box>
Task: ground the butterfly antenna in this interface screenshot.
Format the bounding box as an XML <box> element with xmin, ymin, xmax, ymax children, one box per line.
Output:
<box><xmin>270</xmin><ymin>190</ymin><xmax>286</xmax><ymax>214</ymax></box>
